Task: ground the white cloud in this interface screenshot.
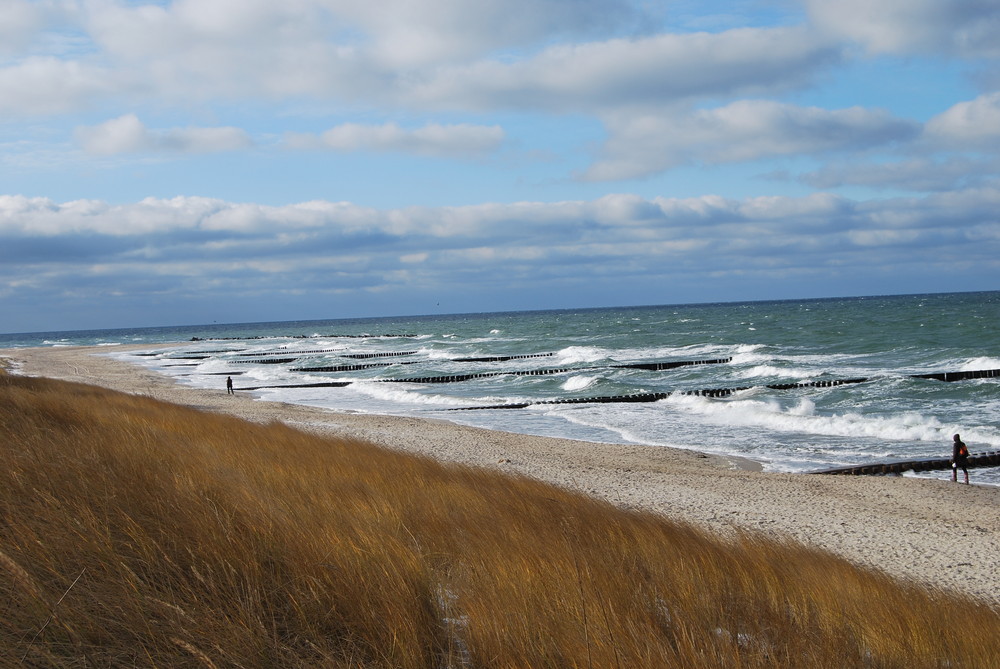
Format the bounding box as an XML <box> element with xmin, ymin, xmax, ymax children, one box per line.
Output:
<box><xmin>83</xmin><ymin>0</ymin><xmax>326</xmax><ymax>59</ymax></box>
<box><xmin>161</xmin><ymin>125</ymin><xmax>253</xmax><ymax>153</ymax></box>
<box><xmin>73</xmin><ymin>114</ymin><xmax>147</xmax><ymax>154</ymax></box>
<box><xmin>805</xmin><ymin>0</ymin><xmax>1000</xmax><ymax>57</ymax></box>
<box><xmin>285</xmin><ymin>122</ymin><xmax>504</xmax><ymax>158</ymax></box>
<box><xmin>334</xmin><ymin>0</ymin><xmax>646</xmax><ymax>67</ymax></box>
<box><xmin>82</xmin><ymin>0</ymin><xmax>642</xmax><ymax>71</ymax></box>
<box><xmin>75</xmin><ymin>114</ymin><xmax>252</xmax><ymax>154</ymax></box>
<box><xmin>583</xmin><ymin>101</ymin><xmax>918</xmax><ymax>181</ymax></box>
<box><xmin>924</xmin><ymin>93</ymin><xmax>1000</xmax><ymax>149</ymax></box>
<box><xmin>0</xmin><ymin>0</ymin><xmax>48</xmax><ymax>53</ymax></box>
<box><xmin>801</xmin><ymin>157</ymin><xmax>999</xmax><ymax>192</ymax></box>
<box><xmin>407</xmin><ymin>26</ymin><xmax>841</xmax><ymax>111</ymax></box>
<box><xmin>77</xmin><ymin>0</ymin><xmax>362</xmax><ymax>101</ymax></box>
<box><xmin>0</xmin><ymin>56</ymin><xmax>114</xmax><ymax>115</ymax></box>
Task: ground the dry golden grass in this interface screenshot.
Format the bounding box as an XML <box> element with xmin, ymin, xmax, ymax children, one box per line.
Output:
<box><xmin>1</xmin><ymin>371</ymin><xmax>998</xmax><ymax>667</ymax></box>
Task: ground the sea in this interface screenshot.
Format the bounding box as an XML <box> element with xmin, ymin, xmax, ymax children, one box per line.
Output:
<box><xmin>3</xmin><ymin>291</ymin><xmax>999</xmax><ymax>484</ymax></box>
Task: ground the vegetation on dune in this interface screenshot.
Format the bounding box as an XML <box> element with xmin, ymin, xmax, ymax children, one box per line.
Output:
<box><xmin>1</xmin><ymin>371</ymin><xmax>998</xmax><ymax>667</ymax></box>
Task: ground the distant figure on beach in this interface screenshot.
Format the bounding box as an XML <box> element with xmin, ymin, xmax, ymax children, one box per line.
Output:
<box><xmin>951</xmin><ymin>434</ymin><xmax>969</xmax><ymax>484</ymax></box>
<box><xmin>226</xmin><ymin>376</ymin><xmax>234</xmax><ymax>395</ymax></box>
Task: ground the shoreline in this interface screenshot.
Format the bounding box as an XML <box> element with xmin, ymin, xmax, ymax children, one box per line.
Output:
<box><xmin>3</xmin><ymin>343</ymin><xmax>1000</xmax><ymax>606</ymax></box>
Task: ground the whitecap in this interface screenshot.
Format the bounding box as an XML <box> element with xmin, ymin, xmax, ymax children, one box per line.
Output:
<box><xmin>556</xmin><ymin>346</ymin><xmax>607</xmax><ymax>364</ymax></box>
<box><xmin>562</xmin><ymin>375</ymin><xmax>597</xmax><ymax>392</ymax></box>
<box><xmin>960</xmin><ymin>356</ymin><xmax>1000</xmax><ymax>371</ymax></box>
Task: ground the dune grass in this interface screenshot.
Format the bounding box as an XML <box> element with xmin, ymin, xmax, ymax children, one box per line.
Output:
<box><xmin>1</xmin><ymin>370</ymin><xmax>999</xmax><ymax>667</ymax></box>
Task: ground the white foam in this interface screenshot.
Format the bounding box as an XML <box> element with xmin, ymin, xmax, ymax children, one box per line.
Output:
<box><xmin>555</xmin><ymin>346</ymin><xmax>607</xmax><ymax>364</ymax></box>
<box><xmin>960</xmin><ymin>356</ymin><xmax>1000</xmax><ymax>371</ymax></box>
<box><xmin>420</xmin><ymin>347</ymin><xmax>454</xmax><ymax>360</ymax></box>
<box><xmin>352</xmin><ymin>381</ymin><xmax>475</xmax><ymax>407</ymax></box>
<box><xmin>727</xmin><ymin>347</ymin><xmax>775</xmax><ymax>366</ymax></box>
<box><xmin>611</xmin><ymin>343</ymin><xmax>729</xmax><ymax>362</ymax></box>
<box><xmin>735</xmin><ymin>365</ymin><xmax>817</xmax><ymax>380</ymax></box>
<box><xmin>787</xmin><ymin>397</ymin><xmax>816</xmax><ymax>416</ymax></box>
<box><xmin>562</xmin><ymin>375</ymin><xmax>597</xmax><ymax>392</ymax></box>
<box><xmin>543</xmin><ymin>406</ymin><xmax>655</xmax><ymax>447</ymax></box>
<box><xmin>661</xmin><ymin>393</ymin><xmax>1000</xmax><ymax>446</ymax></box>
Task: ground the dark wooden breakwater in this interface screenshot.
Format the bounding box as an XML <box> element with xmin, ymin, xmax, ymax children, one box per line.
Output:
<box><xmin>910</xmin><ymin>369</ymin><xmax>1000</xmax><ymax>382</ymax></box>
<box><xmin>236</xmin><ymin>381</ymin><xmax>353</xmax><ymax>391</ymax></box>
<box><xmin>448</xmin><ymin>377</ymin><xmax>869</xmax><ymax>410</ymax></box>
<box><xmin>812</xmin><ymin>451</ymin><xmax>1000</xmax><ymax>476</ymax></box>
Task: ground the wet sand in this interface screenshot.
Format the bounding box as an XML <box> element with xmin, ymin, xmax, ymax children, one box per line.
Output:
<box><xmin>3</xmin><ymin>344</ymin><xmax>999</xmax><ymax>606</ymax></box>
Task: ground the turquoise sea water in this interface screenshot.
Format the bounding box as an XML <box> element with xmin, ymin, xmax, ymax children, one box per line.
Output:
<box><xmin>4</xmin><ymin>291</ymin><xmax>999</xmax><ymax>482</ymax></box>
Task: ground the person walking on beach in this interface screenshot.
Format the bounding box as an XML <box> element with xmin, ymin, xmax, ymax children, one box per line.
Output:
<box><xmin>226</xmin><ymin>376</ymin><xmax>234</xmax><ymax>395</ymax></box>
<box><xmin>951</xmin><ymin>433</ymin><xmax>969</xmax><ymax>484</ymax></box>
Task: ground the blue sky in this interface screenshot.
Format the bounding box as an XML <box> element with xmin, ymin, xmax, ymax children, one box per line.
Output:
<box><xmin>1</xmin><ymin>0</ymin><xmax>999</xmax><ymax>332</ymax></box>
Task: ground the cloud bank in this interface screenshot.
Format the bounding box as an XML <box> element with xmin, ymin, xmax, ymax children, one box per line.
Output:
<box><xmin>3</xmin><ymin>188</ymin><xmax>997</xmax><ymax>329</ymax></box>
<box><xmin>75</xmin><ymin>115</ymin><xmax>252</xmax><ymax>155</ymax></box>
<box><xmin>284</xmin><ymin>122</ymin><xmax>504</xmax><ymax>158</ymax></box>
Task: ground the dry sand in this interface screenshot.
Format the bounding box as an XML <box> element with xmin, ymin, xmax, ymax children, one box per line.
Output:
<box><xmin>3</xmin><ymin>344</ymin><xmax>999</xmax><ymax>606</ymax></box>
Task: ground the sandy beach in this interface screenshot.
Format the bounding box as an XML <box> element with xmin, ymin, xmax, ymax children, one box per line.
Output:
<box><xmin>3</xmin><ymin>343</ymin><xmax>999</xmax><ymax>606</ymax></box>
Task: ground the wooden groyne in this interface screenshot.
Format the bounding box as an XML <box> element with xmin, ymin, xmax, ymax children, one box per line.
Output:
<box><xmin>235</xmin><ymin>381</ymin><xmax>352</xmax><ymax>391</ymax></box>
<box><xmin>453</xmin><ymin>353</ymin><xmax>554</xmax><ymax>363</ymax></box>
<box><xmin>449</xmin><ymin>378</ymin><xmax>871</xmax><ymax>410</ymax></box>
<box><xmin>189</xmin><ymin>333</ymin><xmax>417</xmax><ymax>341</ymax></box>
<box><xmin>613</xmin><ymin>357</ymin><xmax>732</xmax><ymax>371</ymax></box>
<box><xmin>910</xmin><ymin>369</ymin><xmax>1000</xmax><ymax>382</ymax></box>
<box><xmin>383</xmin><ymin>367</ymin><xmax>576</xmax><ymax>384</ymax></box>
<box><xmin>812</xmin><ymin>451</ymin><xmax>1000</xmax><ymax>476</ymax></box>
<box><xmin>343</xmin><ymin>351</ymin><xmax>418</xmax><ymax>359</ymax></box>
<box><xmin>292</xmin><ymin>361</ymin><xmax>420</xmax><ymax>373</ymax></box>
<box><xmin>234</xmin><ymin>348</ymin><xmax>341</xmax><ymax>357</ymax></box>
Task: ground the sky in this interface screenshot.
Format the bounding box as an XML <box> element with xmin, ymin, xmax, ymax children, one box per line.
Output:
<box><xmin>1</xmin><ymin>0</ymin><xmax>999</xmax><ymax>333</ymax></box>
